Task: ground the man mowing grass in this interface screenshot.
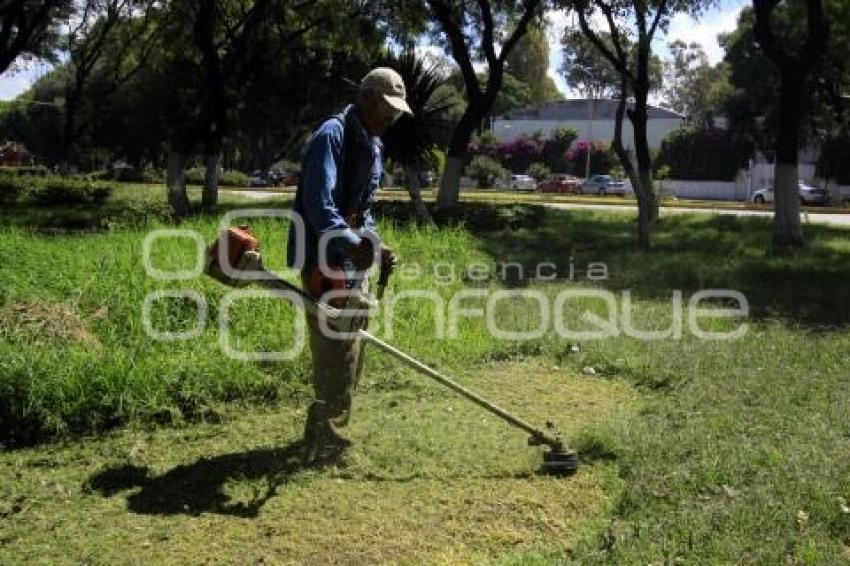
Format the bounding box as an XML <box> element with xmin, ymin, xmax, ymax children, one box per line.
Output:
<box><xmin>287</xmin><ymin>67</ymin><xmax>406</xmax><ymax>464</ymax></box>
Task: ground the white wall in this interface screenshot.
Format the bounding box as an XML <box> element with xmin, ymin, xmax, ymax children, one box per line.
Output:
<box><xmin>659</xmin><ymin>178</ymin><xmax>752</xmax><ymax>201</ymax></box>
<box><xmin>492</xmin><ymin>118</ymin><xmax>684</xmax><ymax>151</ymax></box>
<box><xmin>750</xmin><ymin>161</ymin><xmax>818</xmax><ymax>188</ymax></box>
<box><xmin>824</xmin><ymin>181</ymin><xmax>850</xmax><ymax>203</ymax></box>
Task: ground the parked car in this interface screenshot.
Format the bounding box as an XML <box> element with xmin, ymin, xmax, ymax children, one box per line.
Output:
<box><xmin>249</xmin><ymin>170</ymin><xmax>282</xmax><ymax>187</ymax></box>
<box><xmin>538</xmin><ymin>174</ymin><xmax>582</xmax><ymax>194</ymax></box>
<box><xmin>507</xmin><ymin>174</ymin><xmax>536</xmax><ymax>191</ymax></box>
<box><xmin>419</xmin><ymin>170</ymin><xmax>435</xmax><ymax>187</ymax></box>
<box><xmin>751</xmin><ymin>181</ymin><xmax>830</xmax><ymax>205</ymax></box>
<box><xmin>798</xmin><ymin>182</ymin><xmax>830</xmax><ymax>204</ymax></box>
<box><xmin>581</xmin><ymin>175</ymin><xmax>629</xmax><ymax>196</ymax></box>
<box><xmin>751</xmin><ymin>186</ymin><xmax>773</xmax><ymax>204</ymax></box>
<box><xmin>278</xmin><ymin>170</ymin><xmax>299</xmax><ymax>186</ymax></box>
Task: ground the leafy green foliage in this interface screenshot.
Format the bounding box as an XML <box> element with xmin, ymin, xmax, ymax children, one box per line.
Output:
<box><xmin>560</xmin><ymin>29</ymin><xmax>663</xmax><ymax>97</ymax></box>
<box><xmin>539</xmin><ymin>127</ymin><xmax>578</xmax><ymax>173</ymax></box>
<box><xmin>0</xmin><ymin>174</ymin><xmax>25</xmax><ymax>204</ymax></box>
<box><xmin>719</xmin><ymin>2</ymin><xmax>850</xmax><ymax>145</ymax></box>
<box><xmin>184</xmin><ymin>168</ymin><xmax>249</xmax><ymax>187</ymax></box>
<box><xmin>488</xmin><ymin>71</ymin><xmax>533</xmax><ymax>117</ymax></box>
<box><xmin>505</xmin><ymin>25</ymin><xmax>563</xmax><ymax>105</ymax></box>
<box><xmin>0</xmin><ymin>173</ymin><xmax>113</xmax><ymax>206</ymax></box>
<box><xmin>655</xmin><ymin>127</ymin><xmax>755</xmax><ymax>181</ymax></box>
<box><xmin>381</xmin><ymin>51</ymin><xmax>454</xmax><ymax>169</ymax></box>
<box><xmin>0</xmin><ymin>165</ymin><xmax>49</xmax><ymax>176</ymax></box>
<box><xmin>565</xmin><ymin>141</ymin><xmax>618</xmax><ymax>177</ymax></box>
<box><xmin>663</xmin><ymin>40</ymin><xmax>732</xmax><ymax>127</ymax></box>
<box><xmin>29</xmin><ymin>176</ymin><xmax>113</xmax><ymax>205</ymax></box>
<box><xmin>465</xmin><ymin>155</ymin><xmax>508</xmax><ymax>188</ymax></box>
<box><xmin>527</xmin><ymin>162</ymin><xmax>551</xmax><ymax>182</ymax></box>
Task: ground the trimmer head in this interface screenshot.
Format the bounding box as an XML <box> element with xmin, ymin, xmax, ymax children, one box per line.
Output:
<box><xmin>540</xmin><ymin>447</ymin><xmax>579</xmax><ymax>476</ymax></box>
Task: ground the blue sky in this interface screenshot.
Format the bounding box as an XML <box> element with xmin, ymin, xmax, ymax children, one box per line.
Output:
<box><xmin>0</xmin><ymin>0</ymin><xmax>748</xmax><ymax>102</ymax></box>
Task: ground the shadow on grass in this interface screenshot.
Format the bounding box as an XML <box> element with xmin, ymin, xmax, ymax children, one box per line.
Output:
<box><xmin>84</xmin><ymin>439</ymin><xmax>340</xmax><ymax>518</ymax></box>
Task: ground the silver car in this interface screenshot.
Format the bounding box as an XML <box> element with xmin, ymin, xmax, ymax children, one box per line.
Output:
<box><xmin>580</xmin><ymin>175</ymin><xmax>629</xmax><ymax>196</ymax></box>
<box><xmin>751</xmin><ymin>182</ymin><xmax>830</xmax><ymax>205</ymax></box>
<box><xmin>508</xmin><ymin>174</ymin><xmax>536</xmax><ymax>191</ymax></box>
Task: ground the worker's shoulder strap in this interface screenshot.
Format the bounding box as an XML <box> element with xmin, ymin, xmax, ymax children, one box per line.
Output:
<box><xmin>298</xmin><ymin>108</ymin><xmax>365</xmax><ymax>211</ymax></box>
<box><xmin>296</xmin><ymin>109</ymin><xmax>354</xmax><ymax>207</ymax></box>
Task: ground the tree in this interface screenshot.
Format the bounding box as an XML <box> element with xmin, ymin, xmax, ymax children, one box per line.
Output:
<box><xmin>0</xmin><ymin>0</ymin><xmax>69</xmax><ymax>74</ymax></box>
<box><xmin>752</xmin><ymin>0</ymin><xmax>827</xmax><ymax>247</ymax></box>
<box><xmin>663</xmin><ymin>40</ymin><xmax>729</xmax><ymax>127</ymax></box>
<box><xmin>655</xmin><ymin>126</ymin><xmax>754</xmax><ymax>180</ymax></box>
<box><xmin>539</xmin><ymin>127</ymin><xmax>578</xmax><ymax>172</ymax></box>
<box><xmin>560</xmin><ymin>28</ymin><xmax>662</xmax><ymax>99</ymax></box>
<box><xmin>566</xmin><ymin>0</ymin><xmax>685</xmax><ymax>249</ymax></box>
<box><xmin>565</xmin><ymin>140</ymin><xmax>617</xmax><ymax>176</ymax></box>
<box><xmin>506</xmin><ymin>24</ymin><xmax>563</xmax><ymax>104</ymax></box>
<box><xmin>489</xmin><ymin>71</ymin><xmax>534</xmax><ymax>116</ymax></box>
<box><xmin>155</xmin><ymin>0</ymin><xmax>382</xmax><ymax>215</ymax></box>
<box><xmin>233</xmin><ymin>38</ymin><xmax>383</xmax><ymax>172</ymax></box>
<box><xmin>54</xmin><ymin>0</ymin><xmax>159</xmax><ymax>172</ymax></box>
<box><xmin>560</xmin><ymin>29</ymin><xmax>622</xmax><ymax>97</ymax></box>
<box><xmin>425</xmin><ymin>0</ymin><xmax>544</xmax><ymax>211</ymax></box>
<box><xmin>719</xmin><ymin>1</ymin><xmax>848</xmax><ymax>245</ymax></box>
<box><xmin>0</xmin><ymin>69</ymin><xmax>67</xmax><ymax>163</ymax></box>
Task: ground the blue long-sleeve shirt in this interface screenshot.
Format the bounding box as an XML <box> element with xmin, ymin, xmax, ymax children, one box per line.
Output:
<box><xmin>287</xmin><ymin>105</ymin><xmax>381</xmax><ymax>271</ymax></box>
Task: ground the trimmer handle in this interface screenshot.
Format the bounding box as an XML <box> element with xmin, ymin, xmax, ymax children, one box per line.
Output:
<box><xmin>376</xmin><ymin>252</ymin><xmax>394</xmax><ymax>300</ymax></box>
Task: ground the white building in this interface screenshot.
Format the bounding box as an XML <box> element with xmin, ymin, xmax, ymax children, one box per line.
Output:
<box><xmin>492</xmin><ymin>99</ymin><xmax>685</xmax><ymax>151</ymax></box>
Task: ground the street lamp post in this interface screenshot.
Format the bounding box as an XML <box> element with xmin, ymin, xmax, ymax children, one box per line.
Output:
<box><xmin>585</xmin><ymin>99</ymin><xmax>594</xmax><ymax>180</ymax></box>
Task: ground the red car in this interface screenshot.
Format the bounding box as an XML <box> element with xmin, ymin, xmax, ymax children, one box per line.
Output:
<box><xmin>537</xmin><ymin>174</ymin><xmax>581</xmax><ymax>194</ymax></box>
<box><xmin>282</xmin><ymin>170</ymin><xmax>302</xmax><ymax>187</ymax></box>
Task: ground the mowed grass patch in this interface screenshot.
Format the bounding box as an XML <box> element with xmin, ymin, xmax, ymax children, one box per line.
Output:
<box><xmin>0</xmin><ymin>362</ymin><xmax>637</xmax><ymax>564</ymax></box>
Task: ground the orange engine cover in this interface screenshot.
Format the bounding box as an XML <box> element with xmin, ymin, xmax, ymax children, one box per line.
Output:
<box><xmin>205</xmin><ymin>225</ymin><xmax>259</xmax><ymax>285</ymax></box>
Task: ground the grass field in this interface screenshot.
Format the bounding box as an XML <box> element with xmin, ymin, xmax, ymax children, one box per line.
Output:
<box><xmin>1</xmin><ymin>184</ymin><xmax>849</xmax><ymax>563</ymax></box>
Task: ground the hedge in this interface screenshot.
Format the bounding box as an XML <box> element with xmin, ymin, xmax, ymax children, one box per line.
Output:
<box><xmin>185</xmin><ymin>167</ymin><xmax>250</xmax><ymax>187</ymax></box>
<box><xmin>465</xmin><ymin>155</ymin><xmax>508</xmax><ymax>188</ymax></box>
<box><xmin>655</xmin><ymin>127</ymin><xmax>754</xmax><ymax>181</ymax></box>
<box><xmin>0</xmin><ymin>165</ymin><xmax>50</xmax><ymax>177</ymax></box>
<box><xmin>0</xmin><ymin>174</ymin><xmax>113</xmax><ymax>206</ymax></box>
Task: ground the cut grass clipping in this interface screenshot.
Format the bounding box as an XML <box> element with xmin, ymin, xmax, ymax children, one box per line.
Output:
<box><xmin>0</xmin><ymin>361</ymin><xmax>637</xmax><ymax>564</ymax></box>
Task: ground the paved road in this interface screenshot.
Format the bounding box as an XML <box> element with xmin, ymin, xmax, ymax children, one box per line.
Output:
<box><xmin>223</xmin><ymin>190</ymin><xmax>850</xmax><ymax>227</ymax></box>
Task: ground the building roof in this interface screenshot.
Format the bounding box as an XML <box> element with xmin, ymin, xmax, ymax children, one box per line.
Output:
<box><xmin>498</xmin><ymin>99</ymin><xmax>684</xmax><ymax>121</ymax></box>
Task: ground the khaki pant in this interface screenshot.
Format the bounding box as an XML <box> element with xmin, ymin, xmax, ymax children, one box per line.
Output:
<box><xmin>301</xmin><ymin>271</ymin><xmax>369</xmax><ymax>445</ymax></box>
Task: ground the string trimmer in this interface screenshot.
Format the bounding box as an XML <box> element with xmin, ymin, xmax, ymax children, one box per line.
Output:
<box><xmin>205</xmin><ymin>226</ymin><xmax>578</xmax><ymax>476</ymax></box>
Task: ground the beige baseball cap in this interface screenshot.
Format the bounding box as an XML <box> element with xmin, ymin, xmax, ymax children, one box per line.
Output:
<box><xmin>360</xmin><ymin>67</ymin><xmax>413</xmax><ymax>115</ymax></box>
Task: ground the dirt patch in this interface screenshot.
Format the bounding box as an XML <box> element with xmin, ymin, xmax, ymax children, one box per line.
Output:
<box><xmin>0</xmin><ymin>300</ymin><xmax>101</xmax><ymax>347</ymax></box>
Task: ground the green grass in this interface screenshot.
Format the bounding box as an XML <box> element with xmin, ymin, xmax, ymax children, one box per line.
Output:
<box><xmin>0</xmin><ymin>185</ymin><xmax>849</xmax><ymax>563</ymax></box>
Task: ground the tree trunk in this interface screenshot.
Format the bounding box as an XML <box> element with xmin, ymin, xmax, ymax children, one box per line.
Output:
<box><xmin>404</xmin><ymin>164</ymin><xmax>434</xmax><ymax>225</ymax></box>
<box><xmin>202</xmin><ymin>153</ymin><xmax>220</xmax><ymax>212</ymax></box>
<box><xmin>59</xmin><ymin>88</ymin><xmax>79</xmax><ymax>175</ymax></box>
<box><xmin>630</xmin><ymin>92</ymin><xmax>659</xmax><ymax>226</ymax></box>
<box><xmin>436</xmin><ymin>109</ymin><xmax>480</xmax><ymax>210</ymax></box>
<box><xmin>772</xmin><ymin>74</ymin><xmax>805</xmax><ymax>247</ymax></box>
<box><xmin>436</xmin><ymin>156</ymin><xmax>466</xmax><ymax>211</ymax></box>
<box><xmin>167</xmin><ymin>149</ymin><xmax>190</xmax><ymax>217</ymax></box>
<box><xmin>611</xmin><ymin>80</ymin><xmax>649</xmax><ymax>250</ymax></box>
